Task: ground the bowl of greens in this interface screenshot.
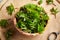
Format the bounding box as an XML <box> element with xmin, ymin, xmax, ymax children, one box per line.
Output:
<box><xmin>13</xmin><ymin>4</ymin><xmax>49</xmax><ymax>36</ymax></box>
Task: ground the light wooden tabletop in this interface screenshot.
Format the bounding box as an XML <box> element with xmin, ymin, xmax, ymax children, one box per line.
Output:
<box><xmin>0</xmin><ymin>0</ymin><xmax>60</xmax><ymax>40</ymax></box>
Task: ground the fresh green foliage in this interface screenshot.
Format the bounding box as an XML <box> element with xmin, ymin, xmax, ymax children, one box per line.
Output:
<box><xmin>5</xmin><ymin>29</ymin><xmax>13</xmax><ymax>40</ymax></box>
<box><xmin>50</xmin><ymin>8</ymin><xmax>59</xmax><ymax>16</ymax></box>
<box><xmin>38</xmin><ymin>0</ymin><xmax>42</xmax><ymax>5</ymax></box>
<box><xmin>0</xmin><ymin>19</ymin><xmax>8</xmax><ymax>28</ymax></box>
<box><xmin>6</xmin><ymin>4</ymin><xmax>14</xmax><ymax>15</ymax></box>
<box><xmin>16</xmin><ymin>4</ymin><xmax>49</xmax><ymax>33</ymax></box>
<box><xmin>46</xmin><ymin>0</ymin><xmax>53</xmax><ymax>4</ymax></box>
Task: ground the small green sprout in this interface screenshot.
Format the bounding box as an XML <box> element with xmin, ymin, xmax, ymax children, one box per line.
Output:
<box><xmin>38</xmin><ymin>0</ymin><xmax>43</xmax><ymax>5</ymax></box>
<box><xmin>0</xmin><ymin>19</ymin><xmax>8</xmax><ymax>28</ymax></box>
<box><xmin>6</xmin><ymin>4</ymin><xmax>14</xmax><ymax>15</ymax></box>
<box><xmin>5</xmin><ymin>29</ymin><xmax>14</xmax><ymax>40</ymax></box>
<box><xmin>46</xmin><ymin>0</ymin><xmax>53</xmax><ymax>4</ymax></box>
<box><xmin>50</xmin><ymin>8</ymin><xmax>59</xmax><ymax>17</ymax></box>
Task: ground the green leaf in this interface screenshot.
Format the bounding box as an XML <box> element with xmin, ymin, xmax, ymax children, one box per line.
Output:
<box><xmin>0</xmin><ymin>19</ymin><xmax>8</xmax><ymax>28</ymax></box>
<box><xmin>6</xmin><ymin>4</ymin><xmax>14</xmax><ymax>15</ymax></box>
<box><xmin>38</xmin><ymin>24</ymin><xmax>44</xmax><ymax>33</ymax></box>
<box><xmin>50</xmin><ymin>8</ymin><xmax>59</xmax><ymax>15</ymax></box>
<box><xmin>38</xmin><ymin>0</ymin><xmax>43</xmax><ymax>5</ymax></box>
<box><xmin>46</xmin><ymin>0</ymin><xmax>53</xmax><ymax>4</ymax></box>
<box><xmin>5</xmin><ymin>29</ymin><xmax>13</xmax><ymax>40</ymax></box>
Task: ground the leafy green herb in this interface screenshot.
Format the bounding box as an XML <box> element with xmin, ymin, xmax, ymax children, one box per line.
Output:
<box><xmin>46</xmin><ymin>0</ymin><xmax>53</xmax><ymax>4</ymax></box>
<box><xmin>50</xmin><ymin>8</ymin><xmax>59</xmax><ymax>17</ymax></box>
<box><xmin>38</xmin><ymin>24</ymin><xmax>44</xmax><ymax>33</ymax></box>
<box><xmin>5</xmin><ymin>29</ymin><xmax>13</xmax><ymax>40</ymax></box>
<box><xmin>16</xmin><ymin>4</ymin><xmax>49</xmax><ymax>33</ymax></box>
<box><xmin>6</xmin><ymin>4</ymin><xmax>14</xmax><ymax>15</ymax></box>
<box><xmin>38</xmin><ymin>0</ymin><xmax>42</xmax><ymax>5</ymax></box>
<box><xmin>0</xmin><ymin>19</ymin><xmax>8</xmax><ymax>28</ymax></box>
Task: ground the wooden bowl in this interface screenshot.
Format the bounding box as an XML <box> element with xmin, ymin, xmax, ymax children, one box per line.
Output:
<box><xmin>13</xmin><ymin>16</ymin><xmax>49</xmax><ymax>36</ymax></box>
<box><xmin>13</xmin><ymin>18</ymin><xmax>40</xmax><ymax>36</ymax></box>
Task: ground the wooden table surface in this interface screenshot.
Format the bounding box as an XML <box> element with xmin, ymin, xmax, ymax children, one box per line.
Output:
<box><xmin>0</xmin><ymin>0</ymin><xmax>60</xmax><ymax>40</ymax></box>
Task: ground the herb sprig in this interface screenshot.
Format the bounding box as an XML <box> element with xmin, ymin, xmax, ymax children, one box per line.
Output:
<box><xmin>0</xmin><ymin>19</ymin><xmax>8</xmax><ymax>28</ymax></box>
<box><xmin>6</xmin><ymin>4</ymin><xmax>14</xmax><ymax>15</ymax></box>
<box><xmin>38</xmin><ymin>0</ymin><xmax>42</xmax><ymax>5</ymax></box>
<box><xmin>5</xmin><ymin>29</ymin><xmax>14</xmax><ymax>40</ymax></box>
<box><xmin>50</xmin><ymin>8</ymin><xmax>59</xmax><ymax>17</ymax></box>
<box><xmin>46</xmin><ymin>0</ymin><xmax>53</xmax><ymax>4</ymax></box>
